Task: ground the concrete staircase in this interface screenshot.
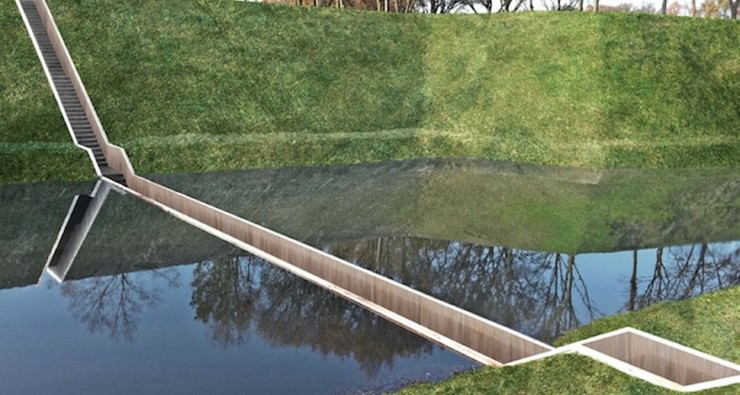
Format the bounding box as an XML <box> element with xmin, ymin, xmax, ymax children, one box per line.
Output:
<box><xmin>20</xmin><ymin>0</ymin><xmax>126</xmax><ymax>185</ymax></box>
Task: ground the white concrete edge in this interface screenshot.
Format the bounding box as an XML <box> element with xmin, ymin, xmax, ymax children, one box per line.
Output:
<box><xmin>574</xmin><ymin>345</ymin><xmax>686</xmax><ymax>391</ymax></box>
<box><xmin>38</xmin><ymin>194</ymin><xmax>82</xmax><ymax>285</ymax></box>
<box><xmin>506</xmin><ymin>327</ymin><xmax>740</xmax><ymax>392</ymax></box>
<box><xmin>33</xmin><ymin>0</ymin><xmax>113</xmax><ymax>148</ymax></box>
<box><xmin>682</xmin><ymin>375</ymin><xmax>740</xmax><ymax>392</ymax></box>
<box><xmin>28</xmin><ymin>0</ymin><xmax>737</xmax><ymax>388</ymax></box>
<box><xmin>124</xmin><ymin>172</ymin><xmax>553</xmax><ymax>352</ymax></box>
<box><xmin>576</xmin><ymin>344</ymin><xmax>740</xmax><ymax>393</ymax></box>
<box><xmin>41</xmin><ymin>180</ymin><xmax>106</xmax><ymax>284</ymax></box>
<box><xmin>15</xmin><ymin>0</ymin><xmax>102</xmax><ymax>177</ymax></box>
<box><xmin>621</xmin><ymin>327</ymin><xmax>740</xmax><ymax>372</ymax></box>
<box><xmin>101</xmin><ymin>178</ymin><xmax>500</xmax><ymax>367</ymax></box>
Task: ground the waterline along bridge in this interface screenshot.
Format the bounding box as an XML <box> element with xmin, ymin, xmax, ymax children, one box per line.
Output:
<box><xmin>16</xmin><ymin>0</ymin><xmax>740</xmax><ymax>391</ymax></box>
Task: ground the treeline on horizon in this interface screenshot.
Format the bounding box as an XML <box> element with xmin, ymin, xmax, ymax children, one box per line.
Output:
<box><xmin>262</xmin><ymin>0</ymin><xmax>739</xmax><ymax>18</ymax></box>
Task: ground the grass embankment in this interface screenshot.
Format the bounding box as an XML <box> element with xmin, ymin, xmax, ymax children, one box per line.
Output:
<box><xmin>399</xmin><ymin>286</ymin><xmax>740</xmax><ymax>394</ymax></box>
<box><xmin>2</xmin><ymin>2</ymin><xmax>738</xmax><ymax>183</ymax></box>
<box><xmin>0</xmin><ymin>2</ymin><xmax>91</xmax><ymax>183</ymax></box>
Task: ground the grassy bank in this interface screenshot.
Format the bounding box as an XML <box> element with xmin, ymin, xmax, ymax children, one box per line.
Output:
<box><xmin>398</xmin><ymin>286</ymin><xmax>740</xmax><ymax>394</ymax></box>
<box><xmin>2</xmin><ymin>2</ymin><xmax>738</xmax><ymax>183</ymax></box>
<box><xmin>0</xmin><ymin>2</ymin><xmax>92</xmax><ymax>183</ymax></box>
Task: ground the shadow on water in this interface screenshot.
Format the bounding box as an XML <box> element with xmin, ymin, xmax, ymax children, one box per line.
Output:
<box><xmin>0</xmin><ymin>158</ymin><xmax>738</xmax><ymax>393</ymax></box>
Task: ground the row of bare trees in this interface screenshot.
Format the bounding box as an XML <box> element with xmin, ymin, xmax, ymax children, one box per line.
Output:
<box><xmin>265</xmin><ymin>0</ymin><xmax>739</xmax><ymax>17</ymax></box>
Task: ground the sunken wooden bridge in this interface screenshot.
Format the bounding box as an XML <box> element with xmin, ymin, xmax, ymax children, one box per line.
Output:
<box><xmin>18</xmin><ymin>0</ymin><xmax>740</xmax><ymax>391</ymax></box>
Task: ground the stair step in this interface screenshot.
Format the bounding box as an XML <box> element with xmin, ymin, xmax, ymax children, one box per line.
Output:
<box><xmin>23</xmin><ymin>3</ymin><xmax>124</xmax><ymax>186</ymax></box>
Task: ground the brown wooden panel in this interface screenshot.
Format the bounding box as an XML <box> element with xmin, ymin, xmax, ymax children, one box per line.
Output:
<box><xmin>584</xmin><ymin>332</ymin><xmax>740</xmax><ymax>385</ymax></box>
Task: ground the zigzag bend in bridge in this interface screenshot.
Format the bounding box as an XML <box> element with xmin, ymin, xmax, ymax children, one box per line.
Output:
<box><xmin>17</xmin><ymin>0</ymin><xmax>740</xmax><ymax>392</ymax></box>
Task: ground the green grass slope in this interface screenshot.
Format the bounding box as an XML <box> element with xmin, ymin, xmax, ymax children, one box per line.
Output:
<box><xmin>2</xmin><ymin>1</ymin><xmax>739</xmax><ymax>182</ymax></box>
<box><xmin>4</xmin><ymin>1</ymin><xmax>736</xmax><ymax>183</ymax></box>
<box><xmin>0</xmin><ymin>1</ymin><xmax>91</xmax><ymax>183</ymax></box>
<box><xmin>399</xmin><ymin>286</ymin><xmax>740</xmax><ymax>394</ymax></box>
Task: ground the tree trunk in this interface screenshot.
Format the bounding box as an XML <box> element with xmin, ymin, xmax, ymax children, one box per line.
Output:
<box><xmin>661</xmin><ymin>0</ymin><xmax>667</xmax><ymax>14</ymax></box>
<box><xmin>628</xmin><ymin>250</ymin><xmax>638</xmax><ymax>311</ymax></box>
<box><xmin>594</xmin><ymin>0</ymin><xmax>599</xmax><ymax>12</ymax></box>
<box><xmin>376</xmin><ymin>0</ymin><xmax>381</xmax><ymax>10</ymax></box>
<box><xmin>579</xmin><ymin>0</ymin><xmax>584</xmax><ymax>10</ymax></box>
<box><xmin>690</xmin><ymin>0</ymin><xmax>697</xmax><ymax>15</ymax></box>
<box><xmin>731</xmin><ymin>0</ymin><xmax>738</xmax><ymax>18</ymax></box>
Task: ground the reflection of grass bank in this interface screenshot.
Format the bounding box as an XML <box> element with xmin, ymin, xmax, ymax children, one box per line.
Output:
<box><xmin>398</xmin><ymin>286</ymin><xmax>740</xmax><ymax>394</ymax></box>
<box><xmin>414</xmin><ymin>161</ymin><xmax>739</xmax><ymax>252</ymax></box>
<box><xmin>1</xmin><ymin>159</ymin><xmax>737</xmax><ymax>288</ymax></box>
<box><xmin>3</xmin><ymin>1</ymin><xmax>738</xmax><ymax>183</ymax></box>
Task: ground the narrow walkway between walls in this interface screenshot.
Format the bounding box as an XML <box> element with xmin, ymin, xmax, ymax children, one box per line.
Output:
<box><xmin>16</xmin><ymin>0</ymin><xmax>740</xmax><ymax>392</ymax></box>
<box><xmin>19</xmin><ymin>0</ymin><xmax>126</xmax><ymax>185</ymax></box>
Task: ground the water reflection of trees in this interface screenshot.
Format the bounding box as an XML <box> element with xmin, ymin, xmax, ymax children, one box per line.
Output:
<box><xmin>628</xmin><ymin>243</ymin><xmax>740</xmax><ymax>311</ymax></box>
<box><xmin>190</xmin><ymin>257</ymin><xmax>259</xmax><ymax>348</ymax></box>
<box><xmin>327</xmin><ymin>238</ymin><xmax>739</xmax><ymax>342</ymax></box>
<box><xmin>329</xmin><ymin>239</ymin><xmax>598</xmax><ymax>342</ymax></box>
<box><xmin>60</xmin><ymin>268</ymin><xmax>179</xmax><ymax>341</ymax></box>
<box><xmin>189</xmin><ymin>256</ymin><xmax>432</xmax><ymax>376</ymax></box>
<box><xmin>60</xmin><ymin>238</ymin><xmax>738</xmax><ymax>365</ymax></box>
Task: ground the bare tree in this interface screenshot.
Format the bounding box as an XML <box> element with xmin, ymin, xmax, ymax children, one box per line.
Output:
<box><xmin>190</xmin><ymin>257</ymin><xmax>260</xmax><ymax>348</ymax></box>
<box><xmin>728</xmin><ymin>0</ymin><xmax>739</xmax><ymax>17</ymax></box>
<box><xmin>61</xmin><ymin>269</ymin><xmax>179</xmax><ymax>341</ymax></box>
<box><xmin>419</xmin><ymin>0</ymin><xmax>462</xmax><ymax>12</ymax></box>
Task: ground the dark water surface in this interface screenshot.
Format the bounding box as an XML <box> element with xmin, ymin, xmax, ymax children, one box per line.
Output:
<box><xmin>1</xmin><ymin>159</ymin><xmax>738</xmax><ymax>394</ymax></box>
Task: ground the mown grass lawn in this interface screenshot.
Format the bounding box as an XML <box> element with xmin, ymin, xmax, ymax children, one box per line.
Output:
<box><xmin>398</xmin><ymin>286</ymin><xmax>740</xmax><ymax>394</ymax></box>
<box><xmin>2</xmin><ymin>2</ymin><xmax>738</xmax><ymax>183</ymax></box>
